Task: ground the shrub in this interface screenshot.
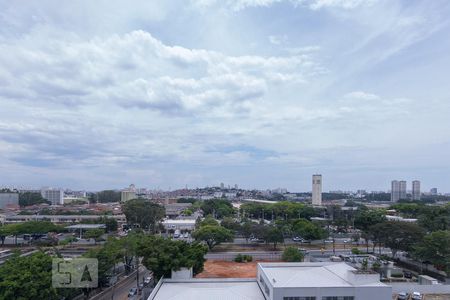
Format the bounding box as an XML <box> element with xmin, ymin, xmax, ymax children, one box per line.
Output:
<box><xmin>243</xmin><ymin>255</ymin><xmax>253</xmax><ymax>262</ymax></box>
<box><xmin>235</xmin><ymin>254</ymin><xmax>253</xmax><ymax>263</ymax></box>
<box><xmin>282</xmin><ymin>246</ymin><xmax>304</xmax><ymax>262</ymax></box>
<box><xmin>351</xmin><ymin>247</ymin><xmax>362</xmax><ymax>255</ymax></box>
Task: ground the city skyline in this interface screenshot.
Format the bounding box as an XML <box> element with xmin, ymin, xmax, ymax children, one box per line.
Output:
<box><xmin>1</xmin><ymin>1</ymin><xmax>450</xmax><ymax>191</ymax></box>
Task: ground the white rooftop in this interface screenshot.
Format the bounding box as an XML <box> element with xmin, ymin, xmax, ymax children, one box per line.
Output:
<box><xmin>150</xmin><ymin>279</ymin><xmax>265</xmax><ymax>300</ymax></box>
<box><xmin>259</xmin><ymin>262</ymin><xmax>385</xmax><ymax>288</ymax></box>
<box><xmin>163</xmin><ymin>219</ymin><xmax>196</xmax><ymax>224</ymax></box>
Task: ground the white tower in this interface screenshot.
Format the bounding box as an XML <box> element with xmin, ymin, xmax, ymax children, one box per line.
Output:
<box><xmin>312</xmin><ymin>174</ymin><xmax>322</xmax><ymax>206</ymax></box>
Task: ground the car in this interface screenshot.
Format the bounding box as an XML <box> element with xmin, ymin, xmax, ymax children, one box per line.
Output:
<box><xmin>411</xmin><ymin>292</ymin><xmax>422</xmax><ymax>300</ymax></box>
<box><xmin>139</xmin><ymin>282</ymin><xmax>144</xmax><ymax>289</ymax></box>
<box><xmin>298</xmin><ymin>248</ymin><xmax>309</xmax><ymax>254</ymax></box>
<box><xmin>324</xmin><ymin>239</ymin><xmax>334</xmax><ymax>243</ymax></box>
<box><xmin>144</xmin><ymin>276</ymin><xmax>152</xmax><ymax>285</ymax></box>
<box><xmin>292</xmin><ymin>236</ymin><xmax>304</xmax><ymax>242</ymax></box>
<box><xmin>128</xmin><ymin>287</ymin><xmax>138</xmax><ymax>297</ymax></box>
<box><xmin>403</xmin><ymin>271</ymin><xmax>413</xmax><ymax>279</ymax></box>
<box><xmin>249</xmin><ymin>237</ymin><xmax>264</xmax><ymax>243</ymax></box>
<box><xmin>183</xmin><ymin>232</ymin><xmax>189</xmax><ymax>238</ymax></box>
<box><xmin>397</xmin><ymin>292</ymin><xmax>408</xmax><ymax>300</ymax></box>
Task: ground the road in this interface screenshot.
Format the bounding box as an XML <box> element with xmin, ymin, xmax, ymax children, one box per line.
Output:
<box><xmin>90</xmin><ymin>267</ymin><xmax>150</xmax><ymax>300</ymax></box>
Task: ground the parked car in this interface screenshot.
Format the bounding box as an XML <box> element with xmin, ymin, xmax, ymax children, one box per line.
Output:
<box><xmin>292</xmin><ymin>236</ymin><xmax>304</xmax><ymax>242</ymax></box>
<box><xmin>397</xmin><ymin>292</ymin><xmax>409</xmax><ymax>300</ymax></box>
<box><xmin>128</xmin><ymin>287</ymin><xmax>138</xmax><ymax>297</ymax></box>
<box><xmin>183</xmin><ymin>232</ymin><xmax>189</xmax><ymax>238</ymax></box>
<box><xmin>249</xmin><ymin>237</ymin><xmax>264</xmax><ymax>243</ymax></box>
<box><xmin>324</xmin><ymin>239</ymin><xmax>334</xmax><ymax>243</ymax></box>
<box><xmin>298</xmin><ymin>248</ymin><xmax>309</xmax><ymax>254</ymax></box>
<box><xmin>411</xmin><ymin>292</ymin><xmax>422</xmax><ymax>300</ymax></box>
<box><xmin>403</xmin><ymin>271</ymin><xmax>413</xmax><ymax>279</ymax></box>
<box><xmin>144</xmin><ymin>276</ymin><xmax>152</xmax><ymax>285</ymax></box>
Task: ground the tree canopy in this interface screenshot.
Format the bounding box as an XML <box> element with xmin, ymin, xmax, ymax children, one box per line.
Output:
<box><xmin>282</xmin><ymin>246</ymin><xmax>304</xmax><ymax>262</ymax></box>
<box><xmin>414</xmin><ymin>230</ymin><xmax>450</xmax><ymax>274</ymax></box>
<box><xmin>192</xmin><ymin>225</ymin><xmax>234</xmax><ymax>250</ymax></box>
<box><xmin>370</xmin><ymin>221</ymin><xmax>425</xmax><ymax>257</ymax></box>
<box><xmin>0</xmin><ymin>251</ymin><xmax>77</xmax><ymax>300</ymax></box>
<box><xmin>18</xmin><ymin>192</ymin><xmax>50</xmax><ymax>207</ymax></box>
<box><xmin>200</xmin><ymin>199</ymin><xmax>234</xmax><ymax>219</ymax></box>
<box><xmin>122</xmin><ymin>199</ymin><xmax>165</xmax><ymax>233</ymax></box>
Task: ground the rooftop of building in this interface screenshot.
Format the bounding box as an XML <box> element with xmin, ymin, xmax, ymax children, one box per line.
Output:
<box><xmin>149</xmin><ymin>278</ymin><xmax>265</xmax><ymax>300</ymax></box>
<box><xmin>259</xmin><ymin>262</ymin><xmax>386</xmax><ymax>288</ymax></box>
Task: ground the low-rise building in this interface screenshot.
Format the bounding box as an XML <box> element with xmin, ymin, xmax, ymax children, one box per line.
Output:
<box><xmin>162</xmin><ymin>219</ymin><xmax>196</xmax><ymax>232</ymax></box>
<box><xmin>147</xmin><ymin>262</ymin><xmax>392</xmax><ymax>300</ymax></box>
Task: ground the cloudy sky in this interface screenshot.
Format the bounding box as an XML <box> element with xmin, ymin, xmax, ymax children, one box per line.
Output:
<box><xmin>1</xmin><ymin>0</ymin><xmax>449</xmax><ymax>192</ymax></box>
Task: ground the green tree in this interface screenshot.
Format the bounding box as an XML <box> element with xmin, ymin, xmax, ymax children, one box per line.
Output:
<box><xmin>89</xmin><ymin>190</ymin><xmax>121</xmax><ymax>203</ymax></box>
<box><xmin>201</xmin><ymin>199</ymin><xmax>234</xmax><ymax>218</ymax></box>
<box><xmin>122</xmin><ymin>199</ymin><xmax>165</xmax><ymax>233</ymax></box>
<box><xmin>192</xmin><ymin>225</ymin><xmax>234</xmax><ymax>250</ymax></box>
<box><xmin>371</xmin><ymin>221</ymin><xmax>425</xmax><ymax>257</ymax></box>
<box><xmin>262</xmin><ymin>226</ymin><xmax>284</xmax><ymax>250</ymax></box>
<box><xmin>0</xmin><ymin>251</ymin><xmax>77</xmax><ymax>300</ymax></box>
<box><xmin>291</xmin><ymin>219</ymin><xmax>327</xmax><ymax>240</ymax></box>
<box><xmin>414</xmin><ymin>230</ymin><xmax>450</xmax><ymax>274</ymax></box>
<box><xmin>18</xmin><ymin>192</ymin><xmax>50</xmax><ymax>207</ymax></box>
<box><xmin>282</xmin><ymin>246</ymin><xmax>304</xmax><ymax>262</ymax></box>
<box><xmin>220</xmin><ymin>217</ymin><xmax>241</xmax><ymax>232</ymax></box>
<box><xmin>137</xmin><ymin>235</ymin><xmax>208</xmax><ymax>279</ymax></box>
<box><xmin>84</xmin><ymin>228</ymin><xmax>104</xmax><ymax>244</ymax></box>
<box><xmin>199</xmin><ymin>215</ymin><xmax>219</xmax><ymax>227</ymax></box>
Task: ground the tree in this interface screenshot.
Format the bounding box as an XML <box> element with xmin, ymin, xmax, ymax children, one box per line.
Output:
<box><xmin>371</xmin><ymin>221</ymin><xmax>425</xmax><ymax>258</ymax></box>
<box><xmin>238</xmin><ymin>221</ymin><xmax>254</xmax><ymax>243</ymax></box>
<box><xmin>18</xmin><ymin>192</ymin><xmax>50</xmax><ymax>207</ymax></box>
<box><xmin>89</xmin><ymin>190</ymin><xmax>121</xmax><ymax>203</ymax></box>
<box><xmin>414</xmin><ymin>230</ymin><xmax>450</xmax><ymax>274</ymax></box>
<box><xmin>282</xmin><ymin>246</ymin><xmax>304</xmax><ymax>262</ymax></box>
<box><xmin>192</xmin><ymin>225</ymin><xmax>234</xmax><ymax>250</ymax></box>
<box><xmin>354</xmin><ymin>209</ymin><xmax>386</xmax><ymax>251</ymax></box>
<box><xmin>262</xmin><ymin>226</ymin><xmax>284</xmax><ymax>250</ymax></box>
<box><xmin>0</xmin><ymin>251</ymin><xmax>77</xmax><ymax>300</ymax></box>
<box><xmin>201</xmin><ymin>199</ymin><xmax>234</xmax><ymax>219</ymax></box>
<box><xmin>291</xmin><ymin>219</ymin><xmax>327</xmax><ymax>241</ymax></box>
<box><xmin>101</xmin><ymin>217</ymin><xmax>118</xmax><ymax>232</ymax></box>
<box><xmin>198</xmin><ymin>215</ymin><xmax>219</xmax><ymax>227</ymax></box>
<box><xmin>220</xmin><ymin>217</ymin><xmax>241</xmax><ymax>232</ymax></box>
<box><xmin>85</xmin><ymin>228</ymin><xmax>104</xmax><ymax>244</ymax></box>
<box><xmin>122</xmin><ymin>199</ymin><xmax>165</xmax><ymax>233</ymax></box>
<box><xmin>137</xmin><ymin>235</ymin><xmax>208</xmax><ymax>279</ymax></box>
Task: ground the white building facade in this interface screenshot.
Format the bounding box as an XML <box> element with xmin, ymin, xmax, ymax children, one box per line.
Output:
<box><xmin>41</xmin><ymin>188</ymin><xmax>64</xmax><ymax>205</ymax></box>
<box><xmin>312</xmin><ymin>174</ymin><xmax>322</xmax><ymax>206</ymax></box>
<box><xmin>412</xmin><ymin>180</ymin><xmax>421</xmax><ymax>200</ymax></box>
<box><xmin>147</xmin><ymin>262</ymin><xmax>392</xmax><ymax>300</ymax></box>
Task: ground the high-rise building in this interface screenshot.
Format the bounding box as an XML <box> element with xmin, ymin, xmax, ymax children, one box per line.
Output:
<box><xmin>399</xmin><ymin>181</ymin><xmax>407</xmax><ymax>200</ymax></box>
<box><xmin>430</xmin><ymin>188</ymin><xmax>438</xmax><ymax>195</ymax></box>
<box><xmin>220</xmin><ymin>182</ymin><xmax>225</xmax><ymax>189</ymax></box>
<box><xmin>391</xmin><ymin>180</ymin><xmax>400</xmax><ymax>202</ymax></box>
<box><xmin>312</xmin><ymin>174</ymin><xmax>322</xmax><ymax>206</ymax></box>
<box><xmin>41</xmin><ymin>188</ymin><xmax>64</xmax><ymax>205</ymax></box>
<box><xmin>121</xmin><ymin>190</ymin><xmax>136</xmax><ymax>202</ymax></box>
<box><xmin>391</xmin><ymin>180</ymin><xmax>406</xmax><ymax>202</ymax></box>
<box><xmin>0</xmin><ymin>193</ymin><xmax>19</xmax><ymax>209</ymax></box>
<box><xmin>412</xmin><ymin>180</ymin><xmax>421</xmax><ymax>200</ymax></box>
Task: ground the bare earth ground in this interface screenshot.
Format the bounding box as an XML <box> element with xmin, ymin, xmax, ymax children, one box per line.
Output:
<box><xmin>196</xmin><ymin>260</ymin><xmax>277</xmax><ymax>278</ymax></box>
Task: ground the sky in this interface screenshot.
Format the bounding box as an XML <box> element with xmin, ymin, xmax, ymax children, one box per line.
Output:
<box><xmin>0</xmin><ymin>0</ymin><xmax>449</xmax><ymax>192</ymax></box>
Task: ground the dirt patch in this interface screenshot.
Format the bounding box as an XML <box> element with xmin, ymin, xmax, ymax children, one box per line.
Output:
<box><xmin>424</xmin><ymin>295</ymin><xmax>450</xmax><ymax>300</ymax></box>
<box><xmin>196</xmin><ymin>260</ymin><xmax>276</xmax><ymax>278</ymax></box>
